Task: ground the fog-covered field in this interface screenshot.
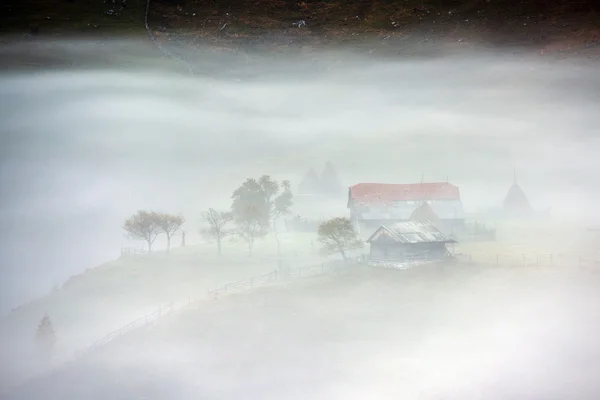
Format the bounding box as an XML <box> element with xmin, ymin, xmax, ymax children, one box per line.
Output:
<box><xmin>1</xmin><ymin>219</ymin><xmax>599</xmax><ymax>396</ymax></box>
<box><xmin>2</xmin><ymin>38</ymin><xmax>600</xmax><ymax>311</ymax></box>
<box><xmin>0</xmin><ymin>231</ymin><xmax>323</xmax><ymax>391</ymax></box>
<box><xmin>6</xmin><ymin>259</ymin><xmax>600</xmax><ymax>400</ymax></box>
<box><xmin>2</xmin><ymin>37</ymin><xmax>600</xmax><ymax>398</ymax></box>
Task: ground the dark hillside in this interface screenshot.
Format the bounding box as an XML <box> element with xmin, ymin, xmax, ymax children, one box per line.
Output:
<box><xmin>2</xmin><ymin>0</ymin><xmax>600</xmax><ymax>57</ymax></box>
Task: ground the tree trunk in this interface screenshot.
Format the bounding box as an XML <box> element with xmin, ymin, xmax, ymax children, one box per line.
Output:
<box><xmin>248</xmin><ymin>238</ymin><xmax>254</xmax><ymax>257</ymax></box>
<box><xmin>273</xmin><ymin>218</ymin><xmax>281</xmax><ymax>256</ymax></box>
<box><xmin>147</xmin><ymin>239</ymin><xmax>152</xmax><ymax>253</ymax></box>
<box><xmin>338</xmin><ymin>246</ymin><xmax>348</xmax><ymax>263</ymax></box>
<box><xmin>166</xmin><ymin>234</ymin><xmax>171</xmax><ymax>253</ymax></box>
<box><xmin>217</xmin><ymin>235</ymin><xmax>222</xmax><ymax>256</ymax></box>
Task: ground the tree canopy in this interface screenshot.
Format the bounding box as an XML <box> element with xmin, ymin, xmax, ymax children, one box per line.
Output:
<box><xmin>317</xmin><ymin>217</ymin><xmax>363</xmax><ymax>261</ymax></box>
<box><xmin>123</xmin><ymin>210</ymin><xmax>162</xmax><ymax>252</ymax></box>
<box><xmin>231</xmin><ymin>175</ymin><xmax>293</xmax><ymax>255</ymax></box>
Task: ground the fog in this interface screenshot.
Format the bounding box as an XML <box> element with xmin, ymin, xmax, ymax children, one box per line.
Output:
<box><xmin>1</xmin><ymin>39</ymin><xmax>599</xmax><ymax>312</ymax></box>
<box><xmin>6</xmin><ymin>264</ymin><xmax>600</xmax><ymax>399</ymax></box>
<box><xmin>1</xmin><ymin>37</ymin><xmax>600</xmax><ymax>398</ymax></box>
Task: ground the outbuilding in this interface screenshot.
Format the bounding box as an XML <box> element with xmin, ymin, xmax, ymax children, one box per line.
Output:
<box><xmin>367</xmin><ymin>221</ymin><xmax>456</xmax><ymax>264</ymax></box>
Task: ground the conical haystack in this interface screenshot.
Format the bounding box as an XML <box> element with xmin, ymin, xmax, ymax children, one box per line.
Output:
<box><xmin>410</xmin><ymin>202</ymin><xmax>451</xmax><ymax>234</ymax></box>
<box><xmin>503</xmin><ymin>171</ymin><xmax>533</xmax><ymax>217</ymax></box>
<box><xmin>319</xmin><ymin>161</ymin><xmax>344</xmax><ymax>195</ymax></box>
<box><xmin>410</xmin><ymin>202</ymin><xmax>440</xmax><ymax>223</ymax></box>
<box><xmin>298</xmin><ymin>168</ymin><xmax>321</xmax><ymax>195</ymax></box>
<box><xmin>503</xmin><ymin>184</ymin><xmax>533</xmax><ymax>216</ymax></box>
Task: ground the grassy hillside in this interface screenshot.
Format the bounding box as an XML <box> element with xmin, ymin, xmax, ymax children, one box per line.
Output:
<box><xmin>0</xmin><ymin>231</ymin><xmax>320</xmax><ymax>392</ymax></box>
<box><xmin>7</xmin><ymin>260</ymin><xmax>600</xmax><ymax>399</ymax></box>
<box><xmin>1</xmin><ymin>220</ymin><xmax>597</xmax><ymax>394</ymax></box>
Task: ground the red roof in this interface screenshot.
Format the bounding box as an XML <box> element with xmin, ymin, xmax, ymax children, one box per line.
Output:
<box><xmin>349</xmin><ymin>182</ymin><xmax>461</xmax><ymax>205</ymax></box>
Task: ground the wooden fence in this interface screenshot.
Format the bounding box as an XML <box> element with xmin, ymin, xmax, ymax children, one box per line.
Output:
<box><xmin>454</xmin><ymin>252</ymin><xmax>600</xmax><ymax>268</ymax></box>
<box><xmin>207</xmin><ymin>270</ymin><xmax>280</xmax><ymax>300</ymax></box>
<box><xmin>33</xmin><ymin>251</ymin><xmax>600</xmax><ymax>388</ymax></box>
<box><xmin>206</xmin><ymin>259</ymin><xmax>352</xmax><ymax>299</ymax></box>
<box><xmin>69</xmin><ymin>258</ymin><xmax>354</xmax><ymax>363</ymax></box>
<box><xmin>120</xmin><ymin>247</ymin><xmax>147</xmax><ymax>257</ymax></box>
<box><xmin>72</xmin><ymin>303</ymin><xmax>176</xmax><ymax>359</ymax></box>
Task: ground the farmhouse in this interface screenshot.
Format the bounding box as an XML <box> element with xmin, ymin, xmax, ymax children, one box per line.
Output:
<box><xmin>347</xmin><ymin>182</ymin><xmax>465</xmax><ymax>234</ymax></box>
<box><xmin>367</xmin><ymin>221</ymin><xmax>456</xmax><ymax>264</ymax></box>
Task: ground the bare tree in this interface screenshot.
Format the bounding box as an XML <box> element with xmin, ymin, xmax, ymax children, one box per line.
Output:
<box><xmin>123</xmin><ymin>210</ymin><xmax>161</xmax><ymax>252</ymax></box>
<box><xmin>317</xmin><ymin>217</ymin><xmax>364</xmax><ymax>262</ymax></box>
<box><xmin>201</xmin><ymin>208</ymin><xmax>232</xmax><ymax>256</ymax></box>
<box><xmin>156</xmin><ymin>213</ymin><xmax>185</xmax><ymax>252</ymax></box>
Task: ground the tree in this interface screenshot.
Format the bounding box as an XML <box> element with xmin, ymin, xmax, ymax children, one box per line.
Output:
<box><xmin>234</xmin><ymin>204</ymin><xmax>269</xmax><ymax>256</ymax></box>
<box><xmin>201</xmin><ymin>208</ymin><xmax>233</xmax><ymax>256</ymax></box>
<box><xmin>123</xmin><ymin>210</ymin><xmax>161</xmax><ymax>252</ymax></box>
<box><xmin>317</xmin><ymin>217</ymin><xmax>364</xmax><ymax>262</ymax></box>
<box><xmin>155</xmin><ymin>212</ymin><xmax>185</xmax><ymax>252</ymax></box>
<box><xmin>272</xmin><ymin>180</ymin><xmax>293</xmax><ymax>255</ymax></box>
<box><xmin>36</xmin><ymin>314</ymin><xmax>56</xmax><ymax>361</ymax></box>
<box><xmin>231</xmin><ymin>175</ymin><xmax>293</xmax><ymax>256</ymax></box>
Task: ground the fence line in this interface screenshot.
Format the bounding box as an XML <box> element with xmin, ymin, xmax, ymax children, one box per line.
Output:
<box><xmin>66</xmin><ymin>258</ymin><xmax>351</xmax><ymax>363</ymax></box>
<box><xmin>454</xmin><ymin>252</ymin><xmax>600</xmax><ymax>268</ymax></box>
<box><xmin>120</xmin><ymin>247</ymin><xmax>147</xmax><ymax>257</ymax></box>
<box><xmin>24</xmin><ymin>251</ymin><xmax>599</xmax><ymax>390</ymax></box>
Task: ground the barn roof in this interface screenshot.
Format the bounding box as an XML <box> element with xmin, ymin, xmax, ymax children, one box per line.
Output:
<box><xmin>367</xmin><ymin>221</ymin><xmax>456</xmax><ymax>244</ymax></box>
<box><xmin>348</xmin><ymin>182</ymin><xmax>460</xmax><ymax>206</ymax></box>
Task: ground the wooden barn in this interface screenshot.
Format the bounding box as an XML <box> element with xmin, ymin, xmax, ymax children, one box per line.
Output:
<box><xmin>367</xmin><ymin>221</ymin><xmax>456</xmax><ymax>264</ymax></box>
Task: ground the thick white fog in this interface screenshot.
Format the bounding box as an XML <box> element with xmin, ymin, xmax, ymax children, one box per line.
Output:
<box><xmin>2</xmin><ymin>39</ymin><xmax>599</xmax><ymax>312</ymax></box>
<box><xmin>1</xmin><ymin>37</ymin><xmax>600</xmax><ymax>399</ymax></box>
<box><xmin>1</xmin><ymin>38</ymin><xmax>600</xmax><ymax>310</ymax></box>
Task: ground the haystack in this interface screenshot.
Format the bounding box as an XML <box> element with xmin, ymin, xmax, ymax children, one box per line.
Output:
<box><xmin>503</xmin><ymin>172</ymin><xmax>533</xmax><ymax>217</ymax></box>
<box><xmin>319</xmin><ymin>161</ymin><xmax>344</xmax><ymax>195</ymax></box>
<box><xmin>410</xmin><ymin>202</ymin><xmax>449</xmax><ymax>234</ymax></box>
<box><xmin>298</xmin><ymin>168</ymin><xmax>321</xmax><ymax>195</ymax></box>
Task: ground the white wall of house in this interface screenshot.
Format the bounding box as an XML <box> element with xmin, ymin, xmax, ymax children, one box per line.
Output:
<box><xmin>352</xmin><ymin>200</ymin><xmax>465</xmax><ymax>221</ymax></box>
